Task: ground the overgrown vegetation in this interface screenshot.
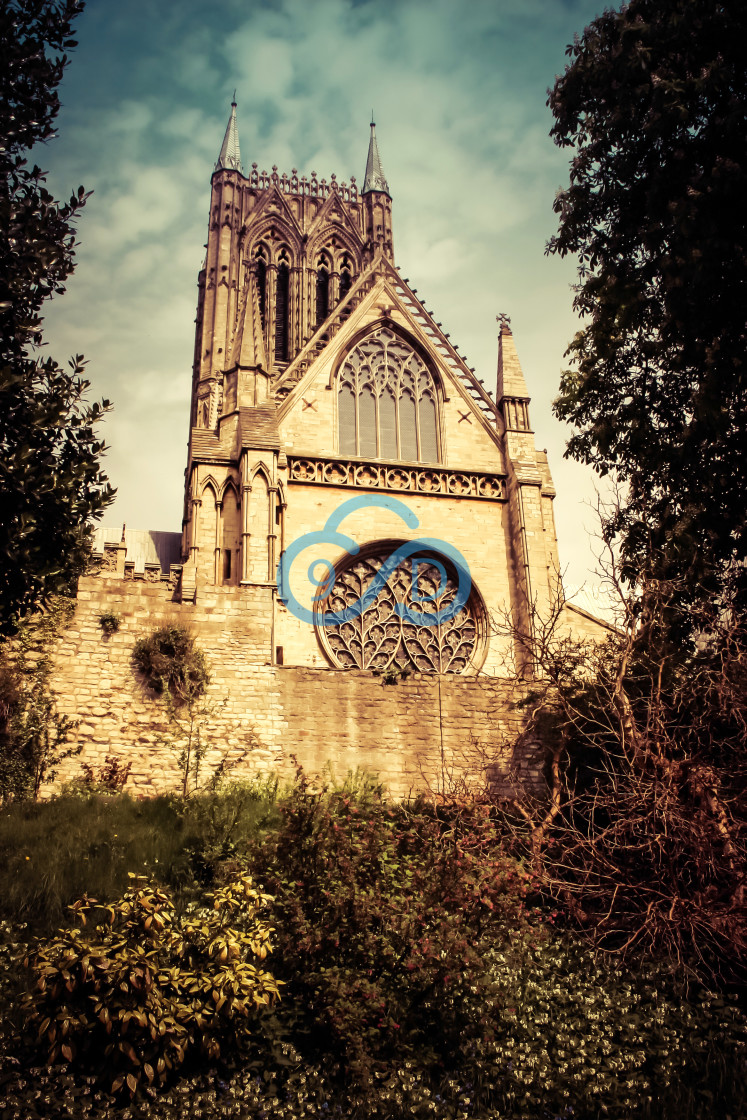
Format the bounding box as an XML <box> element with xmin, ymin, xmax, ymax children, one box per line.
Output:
<box><xmin>98</xmin><ymin>612</ymin><xmax>121</xmax><ymax>635</ymax></box>
<box><xmin>0</xmin><ymin>776</ymin><xmax>744</xmax><ymax>1119</ymax></box>
<box><xmin>21</xmin><ymin>872</ymin><xmax>281</xmax><ymax>1097</ymax></box>
<box><xmin>132</xmin><ymin>626</ymin><xmax>209</xmax><ymax>703</ymax></box>
<box><xmin>0</xmin><ymin>598</ymin><xmax>79</xmax><ymax>804</ymax></box>
<box><xmin>476</xmin><ymin>580</ymin><xmax>747</xmax><ymax>989</ymax></box>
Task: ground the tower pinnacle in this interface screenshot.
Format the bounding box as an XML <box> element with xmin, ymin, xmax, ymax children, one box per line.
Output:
<box><xmin>216</xmin><ymin>98</ymin><xmax>243</xmax><ymax>173</ymax></box>
<box><xmin>362</xmin><ymin>119</ymin><xmax>389</xmax><ymax>196</ymax></box>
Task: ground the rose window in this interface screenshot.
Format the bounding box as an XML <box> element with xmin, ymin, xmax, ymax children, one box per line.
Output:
<box><xmin>318</xmin><ymin>546</ymin><xmax>483</xmax><ymax>674</ymax></box>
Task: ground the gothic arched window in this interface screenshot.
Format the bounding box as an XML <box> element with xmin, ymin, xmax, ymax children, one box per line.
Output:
<box><xmin>255</xmin><ymin>245</ymin><xmax>268</xmax><ymax>331</ymax></box>
<box><xmin>337</xmin><ymin>327</ymin><xmax>440</xmax><ymax>462</ymax></box>
<box><xmin>339</xmin><ymin>254</ymin><xmax>352</xmax><ymax>302</ymax></box>
<box><xmin>275</xmin><ymin>251</ymin><xmax>290</xmax><ymax>364</ymax></box>
<box><xmin>318</xmin><ymin>543</ymin><xmax>484</xmax><ymax>674</ymax></box>
<box><xmin>316</xmin><ymin>254</ymin><xmax>330</xmax><ymax>326</ymax></box>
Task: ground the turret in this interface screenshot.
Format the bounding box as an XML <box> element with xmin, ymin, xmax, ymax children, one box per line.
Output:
<box><xmin>362</xmin><ymin>119</ymin><xmax>394</xmax><ymax>262</ymax></box>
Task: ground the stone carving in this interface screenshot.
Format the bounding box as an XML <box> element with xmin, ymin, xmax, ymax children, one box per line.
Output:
<box><xmin>288</xmin><ymin>456</ymin><xmax>505</xmax><ymax>501</ymax></box>
<box><xmin>292</xmin><ymin>458</ymin><xmax>317</xmax><ymax>481</ymax></box>
<box><xmin>321</xmin><ymin>551</ymin><xmax>480</xmax><ymax>674</ymax></box>
<box><xmin>323</xmin><ymin>461</ymin><xmax>349</xmax><ymax>484</ymax></box>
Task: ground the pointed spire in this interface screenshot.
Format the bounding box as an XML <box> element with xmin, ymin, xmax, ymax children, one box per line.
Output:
<box><xmin>496</xmin><ymin>317</ymin><xmax>530</xmax><ymax>402</ymax></box>
<box><xmin>496</xmin><ymin>317</ymin><xmax>532</xmax><ymax>432</ymax></box>
<box><xmin>216</xmin><ymin>97</ymin><xmax>243</xmax><ymax>173</ymax></box>
<box><xmin>363</xmin><ymin>118</ymin><xmax>390</xmax><ymax>196</ymax></box>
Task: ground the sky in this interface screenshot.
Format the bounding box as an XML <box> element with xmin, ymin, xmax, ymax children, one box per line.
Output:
<box><xmin>39</xmin><ymin>0</ymin><xmax>611</xmax><ymax>591</ymax></box>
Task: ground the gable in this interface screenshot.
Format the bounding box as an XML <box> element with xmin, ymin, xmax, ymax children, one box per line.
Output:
<box><xmin>276</xmin><ymin>274</ymin><xmax>506</xmax><ymax>473</ymax></box>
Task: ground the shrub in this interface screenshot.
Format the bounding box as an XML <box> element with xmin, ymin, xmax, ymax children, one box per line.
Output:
<box><xmin>19</xmin><ymin>872</ymin><xmax>282</xmax><ymax>1097</ymax></box>
<box><xmin>97</xmin><ymin>612</ymin><xmax>121</xmax><ymax>635</ymax></box>
<box><xmin>252</xmin><ymin>773</ymin><xmax>536</xmax><ymax>1079</ymax></box>
<box><xmin>0</xmin><ymin>599</ymin><xmax>79</xmax><ymax>803</ymax></box>
<box><xmin>132</xmin><ymin>625</ymin><xmax>208</xmax><ymax>703</ymax></box>
<box><xmin>76</xmin><ymin>755</ymin><xmax>132</xmax><ymax>793</ymax></box>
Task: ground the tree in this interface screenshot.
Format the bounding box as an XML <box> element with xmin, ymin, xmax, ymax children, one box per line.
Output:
<box><xmin>487</xmin><ymin>578</ymin><xmax>747</xmax><ymax>987</ymax></box>
<box><xmin>548</xmin><ymin>0</ymin><xmax>747</xmax><ymax>616</ymax></box>
<box><xmin>0</xmin><ymin>0</ymin><xmax>114</xmax><ymax>634</ymax></box>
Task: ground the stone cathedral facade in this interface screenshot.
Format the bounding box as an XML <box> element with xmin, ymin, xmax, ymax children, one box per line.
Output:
<box><xmin>50</xmin><ymin>105</ymin><xmax>605</xmax><ymax>796</ymax></box>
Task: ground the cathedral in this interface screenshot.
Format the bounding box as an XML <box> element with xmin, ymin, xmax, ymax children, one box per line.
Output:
<box><xmin>180</xmin><ymin>102</ymin><xmax>561</xmax><ymax>671</ymax></box>
<box><xmin>54</xmin><ymin>104</ymin><xmax>605</xmax><ymax>796</ymax></box>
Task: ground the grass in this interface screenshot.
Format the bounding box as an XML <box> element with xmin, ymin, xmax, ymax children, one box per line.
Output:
<box><xmin>0</xmin><ymin>777</ymin><xmax>281</xmax><ymax>933</ymax></box>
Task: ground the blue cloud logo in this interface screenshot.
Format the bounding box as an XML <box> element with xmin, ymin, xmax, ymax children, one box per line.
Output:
<box><xmin>277</xmin><ymin>494</ymin><xmax>472</xmax><ymax>627</ymax></box>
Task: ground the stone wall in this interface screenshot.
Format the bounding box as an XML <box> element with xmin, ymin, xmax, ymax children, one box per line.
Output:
<box><xmin>48</xmin><ymin>576</ymin><xmax>545</xmax><ymax>798</ymax></box>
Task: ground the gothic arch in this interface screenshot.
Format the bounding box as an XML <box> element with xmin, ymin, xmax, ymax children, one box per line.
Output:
<box><xmin>246</xmin><ymin>223</ymin><xmax>302</xmax><ymax>265</ymax></box>
<box><xmin>249</xmin><ymin>461</ymin><xmax>273</xmax><ymax>486</ymax></box>
<box><xmin>219</xmin><ymin>477</ymin><xmax>240</xmax><ymax>502</ymax></box>
<box><xmin>307</xmin><ymin>225</ymin><xmax>362</xmax><ymax>273</ymax></box>
<box><xmin>200</xmin><ymin>476</ymin><xmax>220</xmax><ymax>500</ymax></box>
<box><xmin>333</xmin><ymin>324</ymin><xmax>443</xmax><ymax>464</ymax></box>
<box><xmin>329</xmin><ymin>320</ymin><xmax>444</xmax><ymax>393</ymax></box>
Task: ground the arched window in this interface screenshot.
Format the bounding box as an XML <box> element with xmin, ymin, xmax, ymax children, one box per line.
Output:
<box><xmin>337</xmin><ymin>327</ymin><xmax>440</xmax><ymax>462</ymax></box>
<box><xmin>339</xmin><ymin>254</ymin><xmax>352</xmax><ymax>302</ymax></box>
<box><xmin>316</xmin><ymin>254</ymin><xmax>330</xmax><ymax>326</ymax></box>
<box><xmin>275</xmin><ymin>251</ymin><xmax>290</xmax><ymax>364</ymax></box>
<box><xmin>255</xmin><ymin>245</ymin><xmax>268</xmax><ymax>331</ymax></box>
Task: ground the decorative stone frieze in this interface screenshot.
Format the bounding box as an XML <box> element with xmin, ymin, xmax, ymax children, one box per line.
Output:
<box><xmin>287</xmin><ymin>455</ymin><xmax>506</xmax><ymax>500</ymax></box>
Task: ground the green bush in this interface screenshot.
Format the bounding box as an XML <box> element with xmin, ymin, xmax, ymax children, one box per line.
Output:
<box><xmin>19</xmin><ymin>872</ymin><xmax>281</xmax><ymax>1097</ymax></box>
<box><xmin>98</xmin><ymin>612</ymin><xmax>121</xmax><ymax>636</ymax></box>
<box><xmin>252</xmin><ymin>773</ymin><xmax>537</xmax><ymax>1079</ymax></box>
<box><xmin>132</xmin><ymin>626</ymin><xmax>208</xmax><ymax>702</ymax></box>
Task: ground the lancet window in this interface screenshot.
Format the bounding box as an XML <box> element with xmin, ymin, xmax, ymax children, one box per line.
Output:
<box><xmin>319</xmin><ymin>545</ymin><xmax>482</xmax><ymax>674</ymax></box>
<box><xmin>315</xmin><ymin>253</ymin><xmax>330</xmax><ymax>326</ymax></box>
<box><xmin>254</xmin><ymin>245</ymin><xmax>268</xmax><ymax>331</ymax></box>
<box><xmin>339</xmin><ymin>254</ymin><xmax>352</xmax><ymax>301</ymax></box>
<box><xmin>275</xmin><ymin>250</ymin><xmax>290</xmax><ymax>364</ymax></box>
<box><xmin>337</xmin><ymin>327</ymin><xmax>440</xmax><ymax>462</ymax></box>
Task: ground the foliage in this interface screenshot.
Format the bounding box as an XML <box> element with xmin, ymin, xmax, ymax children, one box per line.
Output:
<box><xmin>98</xmin><ymin>612</ymin><xmax>121</xmax><ymax>635</ymax></box>
<box><xmin>251</xmin><ymin>771</ymin><xmax>537</xmax><ymax>1080</ymax></box>
<box><xmin>492</xmin><ymin>583</ymin><xmax>747</xmax><ymax>986</ymax></box>
<box><xmin>0</xmin><ymin>598</ymin><xmax>79</xmax><ymax>803</ymax></box>
<box><xmin>19</xmin><ymin>872</ymin><xmax>281</xmax><ymax>1098</ymax></box>
<box><xmin>0</xmin><ymin>0</ymin><xmax>114</xmax><ymax>633</ymax></box>
<box><xmin>0</xmin><ymin>781</ymin><xmax>745</xmax><ymax>1118</ymax></box>
<box><xmin>548</xmin><ymin>0</ymin><xmax>747</xmax><ymax>614</ymax></box>
<box><xmin>0</xmin><ymin>780</ymin><xmax>280</xmax><ymax>933</ymax></box>
<box><xmin>77</xmin><ymin>754</ymin><xmax>132</xmax><ymax>794</ymax></box>
<box><xmin>132</xmin><ymin>626</ymin><xmax>209</xmax><ymax>703</ymax></box>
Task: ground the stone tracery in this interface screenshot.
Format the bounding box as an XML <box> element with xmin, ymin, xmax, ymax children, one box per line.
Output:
<box><xmin>338</xmin><ymin>327</ymin><xmax>440</xmax><ymax>462</ymax></box>
<box><xmin>320</xmin><ymin>548</ymin><xmax>481</xmax><ymax>674</ymax></box>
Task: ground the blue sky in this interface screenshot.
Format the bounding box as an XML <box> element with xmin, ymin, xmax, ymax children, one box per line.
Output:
<box><xmin>40</xmin><ymin>0</ymin><xmax>609</xmax><ymax>589</ymax></box>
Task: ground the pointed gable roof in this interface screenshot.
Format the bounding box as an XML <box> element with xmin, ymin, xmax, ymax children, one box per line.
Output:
<box><xmin>216</xmin><ymin>99</ymin><xmax>243</xmax><ymax>173</ymax></box>
<box><xmin>230</xmin><ymin>270</ymin><xmax>267</xmax><ymax>370</ymax></box>
<box><xmin>274</xmin><ymin>256</ymin><xmax>502</xmax><ymax>446</ymax></box>
<box><xmin>363</xmin><ymin>121</ymin><xmax>389</xmax><ymax>196</ymax></box>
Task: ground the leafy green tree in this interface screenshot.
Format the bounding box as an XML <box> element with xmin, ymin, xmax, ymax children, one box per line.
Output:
<box><xmin>0</xmin><ymin>0</ymin><xmax>114</xmax><ymax>634</ymax></box>
<box><xmin>548</xmin><ymin>0</ymin><xmax>747</xmax><ymax>613</ymax></box>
